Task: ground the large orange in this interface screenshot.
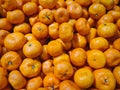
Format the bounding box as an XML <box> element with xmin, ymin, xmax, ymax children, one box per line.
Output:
<box><xmin>19</xmin><ymin>58</ymin><xmax>41</xmax><ymax>78</ymax></box>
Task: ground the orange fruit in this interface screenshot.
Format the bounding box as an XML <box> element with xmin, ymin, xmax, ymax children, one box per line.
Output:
<box><xmin>25</xmin><ymin>33</ymin><xmax>37</xmax><ymax>41</ymax></box>
<box><xmin>47</xmin><ymin>40</ymin><xmax>63</xmax><ymax>57</ymax></box>
<box><xmin>72</xmin><ymin>33</ymin><xmax>87</xmax><ymax>48</ymax></box>
<box><xmin>1</xmin><ymin>0</ymin><xmax>18</xmax><ymax>10</ymax></box>
<box><xmin>0</xmin><ymin>18</ymin><xmax>12</xmax><ymax>31</ymax></box>
<box><xmin>0</xmin><ymin>67</ymin><xmax>8</xmax><ymax>90</ymax></box>
<box><xmin>56</xmin><ymin>0</ymin><xmax>66</xmax><ymax>8</ymax></box>
<box><xmin>1</xmin><ymin>51</ymin><xmax>22</xmax><ymax>70</ymax></box>
<box><xmin>7</xmin><ymin>9</ymin><xmax>25</xmax><ymax>24</ymax></box>
<box><xmin>0</xmin><ymin>30</ymin><xmax>10</xmax><ymax>45</ymax></box>
<box><xmin>86</xmin><ymin>28</ymin><xmax>97</xmax><ymax>43</ymax></box>
<box><xmin>67</xmin><ymin>2</ymin><xmax>82</xmax><ymax>19</ymax></box>
<box><xmin>87</xmin><ymin>17</ymin><xmax>95</xmax><ymax>27</ymax></box>
<box><xmin>97</xmin><ymin>23</ymin><xmax>117</xmax><ymax>38</ymax></box>
<box><xmin>97</xmin><ymin>14</ymin><xmax>114</xmax><ymax>26</ymax></box>
<box><xmin>59</xmin><ymin>80</ymin><xmax>80</xmax><ymax>90</ymax></box>
<box><xmin>32</xmin><ymin>22</ymin><xmax>48</xmax><ymax>40</ymax></box>
<box><xmin>89</xmin><ymin>37</ymin><xmax>109</xmax><ymax>51</ymax></box>
<box><xmin>113</xmin><ymin>65</ymin><xmax>120</xmax><ymax>85</ymax></box>
<box><xmin>89</xmin><ymin>3</ymin><xmax>106</xmax><ymax>20</ymax></box>
<box><xmin>37</xmin><ymin>87</ymin><xmax>48</xmax><ymax>90</ymax></box>
<box><xmin>113</xmin><ymin>38</ymin><xmax>120</xmax><ymax>50</ymax></box>
<box><xmin>19</xmin><ymin>58</ymin><xmax>41</xmax><ymax>78</ymax></box>
<box><xmin>40</xmin><ymin>45</ymin><xmax>51</xmax><ymax>61</ymax></box>
<box><xmin>23</xmin><ymin>39</ymin><xmax>42</xmax><ymax>58</ymax></box>
<box><xmin>53</xmin><ymin>53</ymin><xmax>70</xmax><ymax>65</ymax></box>
<box><xmin>54</xmin><ymin>61</ymin><xmax>74</xmax><ymax>80</ymax></box>
<box><xmin>100</xmin><ymin>0</ymin><xmax>114</xmax><ymax>10</ymax></box>
<box><xmin>74</xmin><ymin>67</ymin><xmax>94</xmax><ymax>89</ymax></box>
<box><xmin>39</xmin><ymin>9</ymin><xmax>54</xmax><ymax>25</ymax></box>
<box><xmin>82</xmin><ymin>7</ymin><xmax>89</xmax><ymax>19</ymax></box>
<box><xmin>13</xmin><ymin>23</ymin><xmax>31</xmax><ymax>34</ymax></box>
<box><xmin>104</xmin><ymin>48</ymin><xmax>120</xmax><ymax>67</ymax></box>
<box><xmin>8</xmin><ymin>70</ymin><xmax>27</xmax><ymax>89</ymax></box>
<box><xmin>48</xmin><ymin>22</ymin><xmax>59</xmax><ymax>39</ymax></box>
<box><xmin>59</xmin><ymin>22</ymin><xmax>73</xmax><ymax>42</ymax></box>
<box><xmin>75</xmin><ymin>18</ymin><xmax>90</xmax><ymax>36</ymax></box>
<box><xmin>43</xmin><ymin>73</ymin><xmax>60</xmax><ymax>90</ymax></box>
<box><xmin>42</xmin><ymin>59</ymin><xmax>54</xmax><ymax>75</ymax></box>
<box><xmin>22</xmin><ymin>2</ymin><xmax>38</xmax><ymax>16</ymax></box>
<box><xmin>4</xmin><ymin>32</ymin><xmax>27</xmax><ymax>51</ymax></box>
<box><xmin>75</xmin><ymin>0</ymin><xmax>91</xmax><ymax>7</ymax></box>
<box><xmin>87</xmin><ymin>49</ymin><xmax>106</xmax><ymax>69</ymax></box>
<box><xmin>116</xmin><ymin>18</ymin><xmax>120</xmax><ymax>30</ymax></box>
<box><xmin>38</xmin><ymin>0</ymin><xmax>57</xmax><ymax>9</ymax></box>
<box><xmin>108</xmin><ymin>10</ymin><xmax>120</xmax><ymax>22</ymax></box>
<box><xmin>54</xmin><ymin>8</ymin><xmax>69</xmax><ymax>24</ymax></box>
<box><xmin>93</xmin><ymin>68</ymin><xmax>116</xmax><ymax>90</ymax></box>
<box><xmin>29</xmin><ymin>15</ymin><xmax>39</xmax><ymax>26</ymax></box>
<box><xmin>69</xmin><ymin>48</ymin><xmax>87</xmax><ymax>67</ymax></box>
<box><xmin>26</xmin><ymin>76</ymin><xmax>42</xmax><ymax>90</ymax></box>
<box><xmin>68</xmin><ymin>19</ymin><xmax>76</xmax><ymax>28</ymax></box>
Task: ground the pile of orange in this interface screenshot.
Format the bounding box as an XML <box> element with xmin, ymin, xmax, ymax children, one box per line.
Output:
<box><xmin>0</xmin><ymin>0</ymin><xmax>120</xmax><ymax>90</ymax></box>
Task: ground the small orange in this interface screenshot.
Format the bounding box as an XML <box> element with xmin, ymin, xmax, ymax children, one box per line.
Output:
<box><xmin>68</xmin><ymin>19</ymin><xmax>76</xmax><ymax>28</ymax></box>
<box><xmin>42</xmin><ymin>59</ymin><xmax>54</xmax><ymax>75</ymax></box>
<box><xmin>90</xmin><ymin>37</ymin><xmax>109</xmax><ymax>51</ymax></box>
<box><xmin>0</xmin><ymin>18</ymin><xmax>12</xmax><ymax>31</ymax></box>
<box><xmin>39</xmin><ymin>9</ymin><xmax>54</xmax><ymax>25</ymax></box>
<box><xmin>48</xmin><ymin>22</ymin><xmax>59</xmax><ymax>39</ymax></box>
<box><xmin>113</xmin><ymin>38</ymin><xmax>120</xmax><ymax>50</ymax></box>
<box><xmin>43</xmin><ymin>73</ymin><xmax>60</xmax><ymax>90</ymax></box>
<box><xmin>0</xmin><ymin>30</ymin><xmax>10</xmax><ymax>45</ymax></box>
<box><xmin>38</xmin><ymin>0</ymin><xmax>57</xmax><ymax>9</ymax></box>
<box><xmin>74</xmin><ymin>67</ymin><xmax>94</xmax><ymax>89</ymax></box>
<box><xmin>89</xmin><ymin>3</ymin><xmax>106</xmax><ymax>20</ymax></box>
<box><xmin>22</xmin><ymin>2</ymin><xmax>38</xmax><ymax>16</ymax></box>
<box><xmin>25</xmin><ymin>33</ymin><xmax>37</xmax><ymax>41</ymax></box>
<box><xmin>59</xmin><ymin>22</ymin><xmax>73</xmax><ymax>42</ymax></box>
<box><xmin>32</xmin><ymin>22</ymin><xmax>48</xmax><ymax>40</ymax></box>
<box><xmin>59</xmin><ymin>80</ymin><xmax>80</xmax><ymax>90</ymax></box>
<box><xmin>0</xmin><ymin>67</ymin><xmax>8</xmax><ymax>90</ymax></box>
<box><xmin>26</xmin><ymin>76</ymin><xmax>42</xmax><ymax>90</ymax></box>
<box><xmin>69</xmin><ymin>48</ymin><xmax>87</xmax><ymax>67</ymax></box>
<box><xmin>54</xmin><ymin>8</ymin><xmax>69</xmax><ymax>24</ymax></box>
<box><xmin>75</xmin><ymin>0</ymin><xmax>91</xmax><ymax>7</ymax></box>
<box><xmin>116</xmin><ymin>18</ymin><xmax>120</xmax><ymax>30</ymax></box>
<box><xmin>87</xmin><ymin>17</ymin><xmax>95</xmax><ymax>27</ymax></box>
<box><xmin>7</xmin><ymin>9</ymin><xmax>25</xmax><ymax>24</ymax></box>
<box><xmin>1</xmin><ymin>51</ymin><xmax>22</xmax><ymax>70</ymax></box>
<box><xmin>47</xmin><ymin>40</ymin><xmax>63</xmax><ymax>57</ymax></box>
<box><xmin>40</xmin><ymin>45</ymin><xmax>51</xmax><ymax>61</ymax></box>
<box><xmin>8</xmin><ymin>70</ymin><xmax>27</xmax><ymax>89</ymax></box>
<box><xmin>54</xmin><ymin>61</ymin><xmax>74</xmax><ymax>80</ymax></box>
<box><xmin>93</xmin><ymin>68</ymin><xmax>116</xmax><ymax>90</ymax></box>
<box><xmin>113</xmin><ymin>65</ymin><xmax>120</xmax><ymax>85</ymax></box>
<box><xmin>86</xmin><ymin>28</ymin><xmax>97</xmax><ymax>43</ymax></box>
<box><xmin>53</xmin><ymin>53</ymin><xmax>70</xmax><ymax>65</ymax></box>
<box><xmin>67</xmin><ymin>2</ymin><xmax>82</xmax><ymax>19</ymax></box>
<box><xmin>56</xmin><ymin>0</ymin><xmax>66</xmax><ymax>8</ymax></box>
<box><xmin>4</xmin><ymin>32</ymin><xmax>27</xmax><ymax>51</ymax></box>
<box><xmin>29</xmin><ymin>15</ymin><xmax>39</xmax><ymax>26</ymax></box>
<box><xmin>82</xmin><ymin>7</ymin><xmax>89</xmax><ymax>19</ymax></box>
<box><xmin>19</xmin><ymin>58</ymin><xmax>41</xmax><ymax>78</ymax></box>
<box><xmin>13</xmin><ymin>23</ymin><xmax>31</xmax><ymax>34</ymax></box>
<box><xmin>97</xmin><ymin>23</ymin><xmax>117</xmax><ymax>38</ymax></box>
<box><xmin>72</xmin><ymin>33</ymin><xmax>87</xmax><ymax>49</ymax></box>
<box><xmin>87</xmin><ymin>49</ymin><xmax>106</xmax><ymax>69</ymax></box>
<box><xmin>104</xmin><ymin>48</ymin><xmax>120</xmax><ymax>67</ymax></box>
<box><xmin>23</xmin><ymin>39</ymin><xmax>42</xmax><ymax>58</ymax></box>
<box><xmin>75</xmin><ymin>18</ymin><xmax>90</xmax><ymax>36</ymax></box>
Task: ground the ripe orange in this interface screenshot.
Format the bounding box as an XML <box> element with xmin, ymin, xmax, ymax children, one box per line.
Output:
<box><xmin>93</xmin><ymin>68</ymin><xmax>116</xmax><ymax>90</ymax></box>
<box><xmin>25</xmin><ymin>33</ymin><xmax>37</xmax><ymax>41</ymax></box>
<box><xmin>75</xmin><ymin>0</ymin><xmax>91</xmax><ymax>7</ymax></box>
<box><xmin>1</xmin><ymin>51</ymin><xmax>22</xmax><ymax>70</ymax></box>
<box><xmin>19</xmin><ymin>58</ymin><xmax>41</xmax><ymax>78</ymax></box>
<box><xmin>23</xmin><ymin>39</ymin><xmax>43</xmax><ymax>58</ymax></box>
<box><xmin>8</xmin><ymin>70</ymin><xmax>27</xmax><ymax>89</ymax></box>
<box><xmin>69</xmin><ymin>48</ymin><xmax>87</xmax><ymax>67</ymax></box>
<box><xmin>43</xmin><ymin>73</ymin><xmax>60</xmax><ymax>90</ymax></box>
<box><xmin>26</xmin><ymin>76</ymin><xmax>42</xmax><ymax>90</ymax></box>
<box><xmin>113</xmin><ymin>38</ymin><xmax>120</xmax><ymax>50</ymax></box>
<box><xmin>4</xmin><ymin>32</ymin><xmax>27</xmax><ymax>51</ymax></box>
<box><xmin>74</xmin><ymin>67</ymin><xmax>94</xmax><ymax>89</ymax></box>
<box><xmin>39</xmin><ymin>9</ymin><xmax>54</xmax><ymax>25</ymax></box>
<box><xmin>87</xmin><ymin>49</ymin><xmax>106</xmax><ymax>69</ymax></box>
